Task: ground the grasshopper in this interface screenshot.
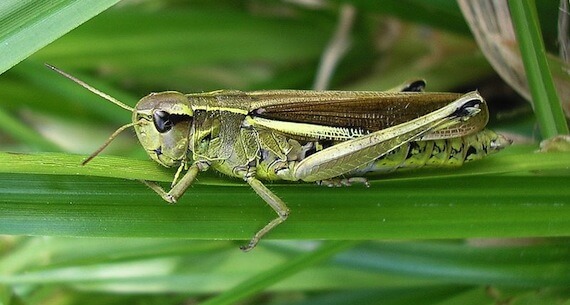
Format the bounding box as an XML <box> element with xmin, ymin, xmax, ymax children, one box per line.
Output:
<box><xmin>48</xmin><ymin>65</ymin><xmax>510</xmax><ymax>251</ymax></box>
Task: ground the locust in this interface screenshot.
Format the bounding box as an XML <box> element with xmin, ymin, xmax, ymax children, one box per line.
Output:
<box><xmin>48</xmin><ymin>65</ymin><xmax>510</xmax><ymax>251</ymax></box>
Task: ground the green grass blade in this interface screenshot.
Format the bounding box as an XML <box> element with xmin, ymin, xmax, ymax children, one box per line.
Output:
<box><xmin>336</xmin><ymin>242</ymin><xmax>570</xmax><ymax>286</ymax></box>
<box><xmin>200</xmin><ymin>241</ymin><xmax>359</xmax><ymax>305</ymax></box>
<box><xmin>508</xmin><ymin>0</ymin><xmax>569</xmax><ymax>138</ymax></box>
<box><xmin>0</xmin><ymin>148</ymin><xmax>568</xmax><ymax>241</ymax></box>
<box><xmin>0</xmin><ymin>0</ymin><xmax>120</xmax><ymax>75</ymax></box>
<box><xmin>0</xmin><ymin>146</ymin><xmax>567</xmax><ymax>183</ymax></box>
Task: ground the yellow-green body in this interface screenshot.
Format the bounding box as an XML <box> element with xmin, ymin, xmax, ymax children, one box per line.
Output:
<box><xmin>134</xmin><ymin>90</ymin><xmax>506</xmax><ymax>183</ymax></box>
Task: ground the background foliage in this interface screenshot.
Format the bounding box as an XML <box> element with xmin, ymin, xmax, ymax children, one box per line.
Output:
<box><xmin>0</xmin><ymin>0</ymin><xmax>569</xmax><ymax>304</ymax></box>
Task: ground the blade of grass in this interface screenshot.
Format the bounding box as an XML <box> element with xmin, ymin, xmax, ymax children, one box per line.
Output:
<box><xmin>0</xmin><ymin>146</ymin><xmax>568</xmax><ymax>183</ymax></box>
<box><xmin>0</xmin><ymin>145</ymin><xmax>569</xmax><ymax>242</ymax></box>
<box><xmin>0</xmin><ymin>0</ymin><xmax>120</xmax><ymax>75</ymax></box>
<box><xmin>335</xmin><ymin>241</ymin><xmax>570</xmax><ymax>287</ymax></box>
<box><xmin>0</xmin><ymin>163</ymin><xmax>568</xmax><ymax>240</ymax></box>
<box><xmin>0</xmin><ymin>152</ymin><xmax>176</xmax><ymax>182</ymax></box>
<box><xmin>508</xmin><ymin>0</ymin><xmax>569</xmax><ymax>137</ymax></box>
<box><xmin>199</xmin><ymin>241</ymin><xmax>359</xmax><ymax>305</ymax></box>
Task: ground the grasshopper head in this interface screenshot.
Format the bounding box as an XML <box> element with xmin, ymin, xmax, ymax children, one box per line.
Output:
<box><xmin>134</xmin><ymin>91</ymin><xmax>194</xmax><ymax>168</ymax></box>
<box><xmin>47</xmin><ymin>65</ymin><xmax>196</xmax><ymax>167</ymax></box>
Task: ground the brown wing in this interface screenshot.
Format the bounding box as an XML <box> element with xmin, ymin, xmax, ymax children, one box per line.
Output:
<box><xmin>247</xmin><ymin>90</ymin><xmax>487</xmax><ymax>133</ymax></box>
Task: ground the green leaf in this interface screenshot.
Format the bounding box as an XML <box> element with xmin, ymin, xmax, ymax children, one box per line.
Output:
<box><xmin>0</xmin><ymin>0</ymin><xmax>120</xmax><ymax>75</ymax></box>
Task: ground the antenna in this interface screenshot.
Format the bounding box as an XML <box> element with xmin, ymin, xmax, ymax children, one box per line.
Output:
<box><xmin>81</xmin><ymin>120</ymin><xmax>143</xmax><ymax>165</ymax></box>
<box><xmin>45</xmin><ymin>63</ymin><xmax>135</xmax><ymax>112</ymax></box>
<box><xmin>47</xmin><ymin>64</ymin><xmax>140</xmax><ymax>165</ymax></box>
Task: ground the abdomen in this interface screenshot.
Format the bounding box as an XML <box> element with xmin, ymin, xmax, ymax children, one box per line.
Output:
<box><xmin>350</xmin><ymin>129</ymin><xmax>510</xmax><ymax>175</ymax></box>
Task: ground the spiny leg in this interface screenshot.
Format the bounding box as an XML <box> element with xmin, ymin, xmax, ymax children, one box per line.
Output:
<box><xmin>242</xmin><ymin>175</ymin><xmax>290</xmax><ymax>252</ymax></box>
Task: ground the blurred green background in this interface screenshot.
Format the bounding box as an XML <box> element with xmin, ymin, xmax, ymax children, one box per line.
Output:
<box><xmin>0</xmin><ymin>1</ymin><xmax>569</xmax><ymax>304</ymax></box>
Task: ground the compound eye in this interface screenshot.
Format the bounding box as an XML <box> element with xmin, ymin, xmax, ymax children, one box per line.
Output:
<box><xmin>153</xmin><ymin>110</ymin><xmax>173</xmax><ymax>133</ymax></box>
<box><xmin>152</xmin><ymin>110</ymin><xmax>192</xmax><ymax>133</ymax></box>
